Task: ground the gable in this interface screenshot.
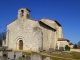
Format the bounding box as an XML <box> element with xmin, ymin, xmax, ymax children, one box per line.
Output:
<box><xmin>39</xmin><ymin>21</ymin><xmax>56</xmax><ymax>31</ymax></box>
<box><xmin>40</xmin><ymin>18</ymin><xmax>61</xmax><ymax>30</ymax></box>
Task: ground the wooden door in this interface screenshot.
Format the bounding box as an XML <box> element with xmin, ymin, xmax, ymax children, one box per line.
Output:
<box><xmin>19</xmin><ymin>40</ymin><xmax>23</xmax><ymax>50</ymax></box>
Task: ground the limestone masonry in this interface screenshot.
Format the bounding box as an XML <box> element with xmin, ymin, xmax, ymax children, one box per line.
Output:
<box><xmin>2</xmin><ymin>8</ymin><xmax>73</xmax><ymax>52</ymax></box>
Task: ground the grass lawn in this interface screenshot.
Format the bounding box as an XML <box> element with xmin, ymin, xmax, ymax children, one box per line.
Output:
<box><xmin>42</xmin><ymin>55</ymin><xmax>72</xmax><ymax>60</ymax></box>
<box><xmin>14</xmin><ymin>51</ymin><xmax>80</xmax><ymax>60</ymax></box>
<box><xmin>43</xmin><ymin>52</ymin><xmax>80</xmax><ymax>60</ymax></box>
<box><xmin>42</xmin><ymin>51</ymin><xmax>80</xmax><ymax>60</ymax></box>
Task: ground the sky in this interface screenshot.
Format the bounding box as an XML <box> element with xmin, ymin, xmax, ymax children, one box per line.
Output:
<box><xmin>0</xmin><ymin>0</ymin><xmax>80</xmax><ymax>44</ymax></box>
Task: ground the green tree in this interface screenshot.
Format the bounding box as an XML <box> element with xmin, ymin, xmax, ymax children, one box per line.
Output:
<box><xmin>73</xmin><ymin>44</ymin><xmax>78</xmax><ymax>49</ymax></box>
<box><xmin>77</xmin><ymin>41</ymin><xmax>80</xmax><ymax>49</ymax></box>
<box><xmin>0</xmin><ymin>32</ymin><xmax>6</xmax><ymax>46</ymax></box>
<box><xmin>65</xmin><ymin>45</ymin><xmax>70</xmax><ymax>51</ymax></box>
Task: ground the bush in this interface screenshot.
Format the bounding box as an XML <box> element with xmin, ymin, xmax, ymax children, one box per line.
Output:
<box><xmin>68</xmin><ymin>46</ymin><xmax>70</xmax><ymax>51</ymax></box>
<box><xmin>65</xmin><ymin>45</ymin><xmax>70</xmax><ymax>51</ymax></box>
<box><xmin>73</xmin><ymin>44</ymin><xmax>78</xmax><ymax>49</ymax></box>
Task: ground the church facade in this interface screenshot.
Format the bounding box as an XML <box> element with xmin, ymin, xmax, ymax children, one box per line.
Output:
<box><xmin>3</xmin><ymin>8</ymin><xmax>63</xmax><ymax>52</ymax></box>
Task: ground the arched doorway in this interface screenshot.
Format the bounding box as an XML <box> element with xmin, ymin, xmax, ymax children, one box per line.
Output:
<box><xmin>19</xmin><ymin>40</ymin><xmax>23</xmax><ymax>50</ymax></box>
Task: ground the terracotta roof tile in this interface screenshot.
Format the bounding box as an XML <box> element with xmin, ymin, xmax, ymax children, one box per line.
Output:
<box><xmin>69</xmin><ymin>42</ymin><xmax>73</xmax><ymax>45</ymax></box>
<box><xmin>58</xmin><ymin>38</ymin><xmax>66</xmax><ymax>41</ymax></box>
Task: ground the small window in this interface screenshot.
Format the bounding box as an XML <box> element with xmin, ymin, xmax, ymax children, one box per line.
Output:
<box><xmin>21</xmin><ymin>10</ymin><xmax>24</xmax><ymax>16</ymax></box>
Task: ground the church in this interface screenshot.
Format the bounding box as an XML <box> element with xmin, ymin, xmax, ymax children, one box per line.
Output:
<box><xmin>2</xmin><ymin>8</ymin><xmax>64</xmax><ymax>52</ymax></box>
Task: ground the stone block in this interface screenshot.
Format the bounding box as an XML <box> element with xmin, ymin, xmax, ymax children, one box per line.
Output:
<box><xmin>8</xmin><ymin>51</ymin><xmax>14</xmax><ymax>59</ymax></box>
<box><xmin>31</xmin><ymin>52</ymin><xmax>42</xmax><ymax>60</ymax></box>
<box><xmin>15</xmin><ymin>52</ymin><xmax>22</xmax><ymax>59</ymax></box>
<box><xmin>49</xmin><ymin>48</ymin><xmax>54</xmax><ymax>53</ymax></box>
<box><xmin>0</xmin><ymin>51</ymin><xmax>3</xmax><ymax>57</ymax></box>
<box><xmin>46</xmin><ymin>57</ymin><xmax>51</xmax><ymax>60</ymax></box>
<box><xmin>43</xmin><ymin>57</ymin><xmax>51</xmax><ymax>60</ymax></box>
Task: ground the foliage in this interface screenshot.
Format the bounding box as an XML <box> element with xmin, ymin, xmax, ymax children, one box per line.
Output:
<box><xmin>0</xmin><ymin>32</ymin><xmax>6</xmax><ymax>40</ymax></box>
<box><xmin>77</xmin><ymin>41</ymin><xmax>80</xmax><ymax>49</ymax></box>
<box><xmin>74</xmin><ymin>41</ymin><xmax>80</xmax><ymax>49</ymax></box>
<box><xmin>65</xmin><ymin>45</ymin><xmax>70</xmax><ymax>51</ymax></box>
<box><xmin>73</xmin><ymin>44</ymin><xmax>78</xmax><ymax>49</ymax></box>
<box><xmin>0</xmin><ymin>31</ymin><xmax>6</xmax><ymax>45</ymax></box>
<box><xmin>0</xmin><ymin>40</ymin><xmax>2</xmax><ymax>45</ymax></box>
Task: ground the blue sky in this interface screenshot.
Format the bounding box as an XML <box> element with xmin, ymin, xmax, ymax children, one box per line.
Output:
<box><xmin>0</xmin><ymin>0</ymin><xmax>80</xmax><ymax>44</ymax></box>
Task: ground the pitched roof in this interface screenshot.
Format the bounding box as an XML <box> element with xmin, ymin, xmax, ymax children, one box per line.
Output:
<box><xmin>39</xmin><ymin>21</ymin><xmax>56</xmax><ymax>31</ymax></box>
<box><xmin>41</xmin><ymin>18</ymin><xmax>62</xmax><ymax>26</ymax></box>
<box><xmin>58</xmin><ymin>38</ymin><xmax>66</xmax><ymax>41</ymax></box>
<box><xmin>69</xmin><ymin>42</ymin><xmax>73</xmax><ymax>45</ymax></box>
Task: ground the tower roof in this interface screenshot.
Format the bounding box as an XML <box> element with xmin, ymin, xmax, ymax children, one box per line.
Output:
<box><xmin>19</xmin><ymin>8</ymin><xmax>31</xmax><ymax>12</ymax></box>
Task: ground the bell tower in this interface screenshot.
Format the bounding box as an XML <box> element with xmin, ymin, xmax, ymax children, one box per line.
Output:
<box><xmin>18</xmin><ymin>8</ymin><xmax>31</xmax><ymax>19</ymax></box>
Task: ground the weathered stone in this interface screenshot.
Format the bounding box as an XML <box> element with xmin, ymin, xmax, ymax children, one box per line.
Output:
<box><xmin>27</xmin><ymin>56</ymin><xmax>30</xmax><ymax>60</ymax></box>
<box><xmin>31</xmin><ymin>52</ymin><xmax>42</xmax><ymax>60</ymax></box>
<box><xmin>0</xmin><ymin>51</ymin><xmax>3</xmax><ymax>57</ymax></box>
<box><xmin>43</xmin><ymin>57</ymin><xmax>51</xmax><ymax>60</ymax></box>
<box><xmin>8</xmin><ymin>52</ymin><xmax>14</xmax><ymax>59</ymax></box>
<box><xmin>45</xmin><ymin>57</ymin><xmax>51</xmax><ymax>60</ymax></box>
<box><xmin>18</xmin><ymin>56</ymin><xmax>22</xmax><ymax>60</ymax></box>
<box><xmin>2</xmin><ymin>8</ymin><xmax>64</xmax><ymax>52</ymax></box>
<box><xmin>15</xmin><ymin>52</ymin><xmax>22</xmax><ymax>59</ymax></box>
<box><xmin>49</xmin><ymin>48</ymin><xmax>54</xmax><ymax>53</ymax></box>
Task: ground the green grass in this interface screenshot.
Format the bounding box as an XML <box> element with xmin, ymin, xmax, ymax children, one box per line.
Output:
<box><xmin>42</xmin><ymin>55</ymin><xmax>71</xmax><ymax>60</ymax></box>
<box><xmin>14</xmin><ymin>51</ymin><xmax>80</xmax><ymax>60</ymax></box>
<box><xmin>14</xmin><ymin>51</ymin><xmax>31</xmax><ymax>56</ymax></box>
<box><xmin>42</xmin><ymin>52</ymin><xmax>80</xmax><ymax>60</ymax></box>
<box><xmin>70</xmin><ymin>52</ymin><xmax>80</xmax><ymax>59</ymax></box>
<box><xmin>23</xmin><ymin>52</ymin><xmax>31</xmax><ymax>56</ymax></box>
<box><xmin>47</xmin><ymin>52</ymin><xmax>73</xmax><ymax>58</ymax></box>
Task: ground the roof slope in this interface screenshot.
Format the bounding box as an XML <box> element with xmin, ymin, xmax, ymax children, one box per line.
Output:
<box><xmin>58</xmin><ymin>38</ymin><xmax>66</xmax><ymax>41</ymax></box>
<box><xmin>41</xmin><ymin>18</ymin><xmax>61</xmax><ymax>27</ymax></box>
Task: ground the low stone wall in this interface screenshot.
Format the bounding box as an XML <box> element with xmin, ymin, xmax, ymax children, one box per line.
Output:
<box><xmin>70</xmin><ymin>49</ymin><xmax>80</xmax><ymax>52</ymax></box>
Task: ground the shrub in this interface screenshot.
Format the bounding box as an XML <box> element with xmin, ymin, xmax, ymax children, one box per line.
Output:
<box><xmin>73</xmin><ymin>44</ymin><xmax>78</xmax><ymax>49</ymax></box>
<box><xmin>68</xmin><ymin>46</ymin><xmax>70</xmax><ymax>51</ymax></box>
<box><xmin>65</xmin><ymin>45</ymin><xmax>70</xmax><ymax>51</ymax></box>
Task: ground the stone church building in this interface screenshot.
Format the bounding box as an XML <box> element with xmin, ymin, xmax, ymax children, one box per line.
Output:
<box><xmin>2</xmin><ymin>8</ymin><xmax>63</xmax><ymax>52</ymax></box>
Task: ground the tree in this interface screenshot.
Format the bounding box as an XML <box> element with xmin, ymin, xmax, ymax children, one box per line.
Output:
<box><xmin>65</xmin><ymin>45</ymin><xmax>70</xmax><ymax>51</ymax></box>
<box><xmin>73</xmin><ymin>44</ymin><xmax>78</xmax><ymax>49</ymax></box>
<box><xmin>0</xmin><ymin>32</ymin><xmax>6</xmax><ymax>40</ymax></box>
<box><xmin>77</xmin><ymin>41</ymin><xmax>80</xmax><ymax>49</ymax></box>
<box><xmin>0</xmin><ymin>31</ymin><xmax>6</xmax><ymax>45</ymax></box>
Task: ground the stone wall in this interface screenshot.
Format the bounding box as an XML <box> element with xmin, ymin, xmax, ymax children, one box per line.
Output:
<box><xmin>58</xmin><ymin>26</ymin><xmax>63</xmax><ymax>38</ymax></box>
<box><xmin>57</xmin><ymin>41</ymin><xmax>69</xmax><ymax>50</ymax></box>
<box><xmin>4</xmin><ymin>8</ymin><xmax>63</xmax><ymax>52</ymax></box>
<box><xmin>6</xmin><ymin>18</ymin><xmax>42</xmax><ymax>52</ymax></box>
<box><xmin>39</xmin><ymin>20</ymin><xmax>57</xmax><ymax>51</ymax></box>
<box><xmin>69</xmin><ymin>45</ymin><xmax>73</xmax><ymax>49</ymax></box>
<box><xmin>39</xmin><ymin>22</ymin><xmax>51</xmax><ymax>51</ymax></box>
